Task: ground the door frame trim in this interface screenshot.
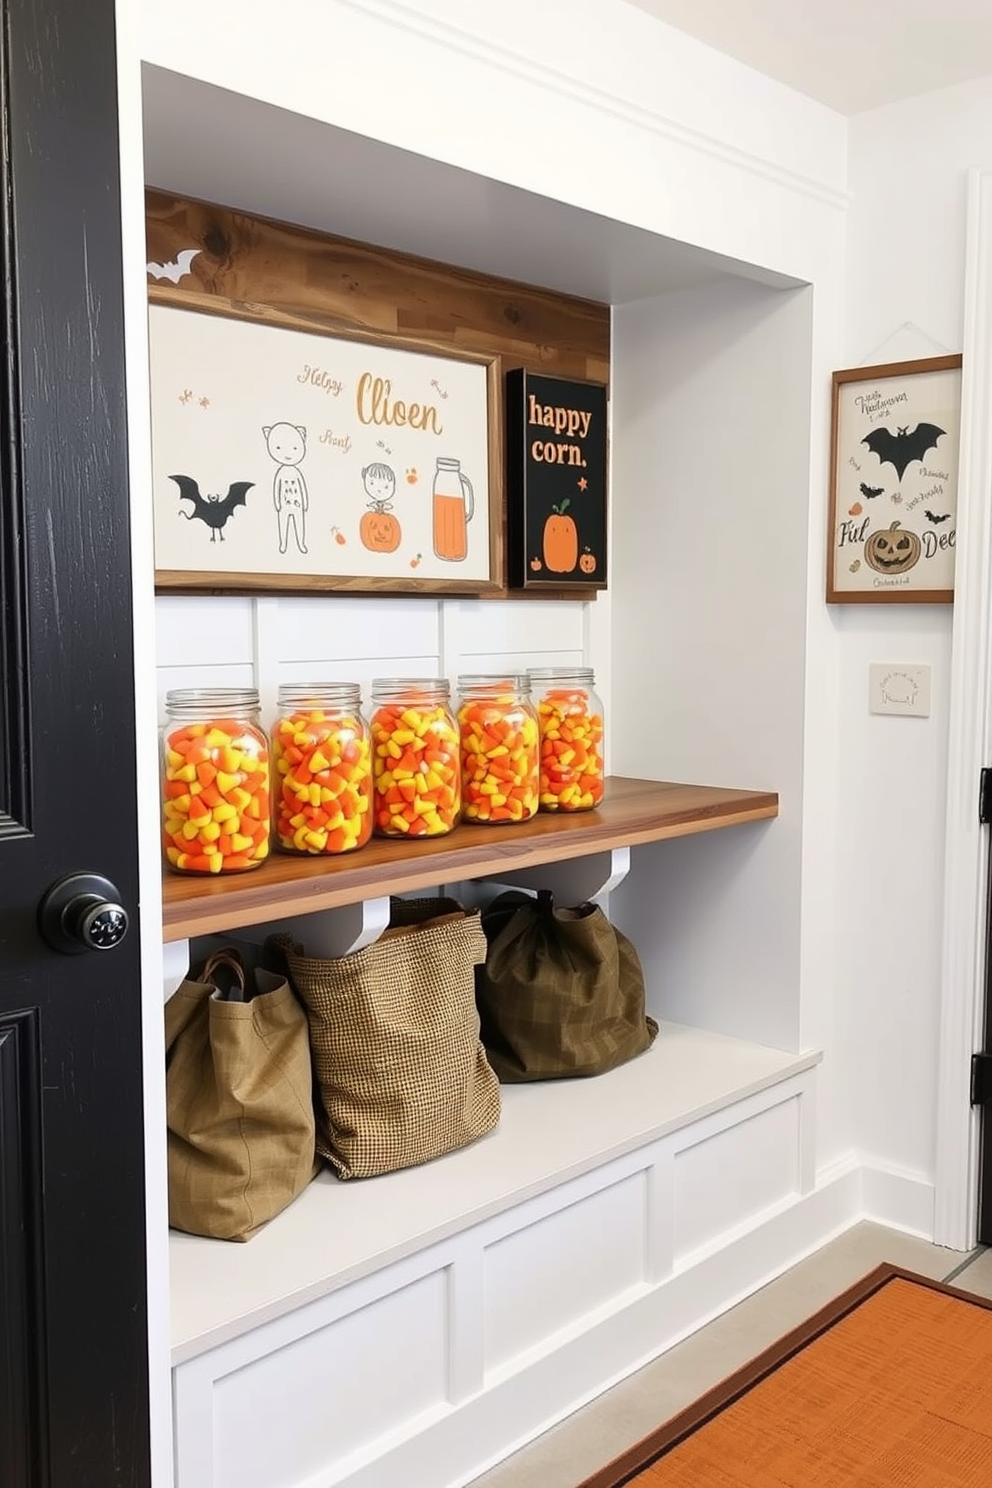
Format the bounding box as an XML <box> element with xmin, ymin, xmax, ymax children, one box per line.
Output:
<box><xmin>935</xmin><ymin>165</ymin><xmax>992</xmax><ymax>1249</ymax></box>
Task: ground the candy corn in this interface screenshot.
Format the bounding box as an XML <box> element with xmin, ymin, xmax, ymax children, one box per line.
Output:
<box><xmin>536</xmin><ymin>688</ymin><xmax>605</xmax><ymax>812</ymax></box>
<box><xmin>271</xmin><ymin>707</ymin><xmax>372</xmax><ymax>855</ymax></box>
<box><xmin>371</xmin><ymin>701</ymin><xmax>461</xmax><ymax>837</ymax></box>
<box><xmin>458</xmin><ymin>690</ymin><xmax>539</xmax><ymax>824</ymax></box>
<box><xmin>162</xmin><ymin>720</ymin><xmax>270</xmax><ymax>872</ymax></box>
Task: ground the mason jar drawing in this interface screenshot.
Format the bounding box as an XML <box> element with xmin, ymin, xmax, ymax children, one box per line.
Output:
<box><xmin>432</xmin><ymin>457</ymin><xmax>474</xmax><ymax>562</ymax></box>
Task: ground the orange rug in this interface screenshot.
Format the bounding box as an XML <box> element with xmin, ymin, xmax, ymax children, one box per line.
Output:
<box><xmin>579</xmin><ymin>1263</ymin><xmax>992</xmax><ymax>1487</ymax></box>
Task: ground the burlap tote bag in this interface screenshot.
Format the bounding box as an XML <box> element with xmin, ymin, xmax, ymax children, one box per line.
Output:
<box><xmin>165</xmin><ymin>948</ymin><xmax>318</xmax><ymax>1241</ymax></box>
<box><xmin>476</xmin><ymin>889</ymin><xmax>658</xmax><ymax>1081</ymax></box>
<box><xmin>273</xmin><ymin>898</ymin><xmax>500</xmax><ymax>1179</ymax></box>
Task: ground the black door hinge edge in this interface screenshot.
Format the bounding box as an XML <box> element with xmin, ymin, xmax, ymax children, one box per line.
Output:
<box><xmin>980</xmin><ymin>767</ymin><xmax>992</xmax><ymax>824</ymax></box>
<box><xmin>971</xmin><ymin>1052</ymin><xmax>992</xmax><ymax>1106</ymax></box>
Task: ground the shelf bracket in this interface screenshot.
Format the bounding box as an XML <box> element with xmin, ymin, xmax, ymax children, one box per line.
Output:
<box><xmin>163</xmin><ymin>937</ymin><xmax>191</xmax><ymax>1002</ymax></box>
<box><xmin>166</xmin><ymin>899</ymin><xmax>393</xmax><ymax>999</ymax></box>
<box><xmin>230</xmin><ymin>897</ymin><xmax>393</xmax><ymax>958</ymax></box>
<box><xmin>448</xmin><ymin>845</ymin><xmax>631</xmax><ymax>912</ymax></box>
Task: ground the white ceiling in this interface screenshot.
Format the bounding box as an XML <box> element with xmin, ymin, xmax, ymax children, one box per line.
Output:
<box><xmin>625</xmin><ymin>0</ymin><xmax>992</xmax><ymax>114</ymax></box>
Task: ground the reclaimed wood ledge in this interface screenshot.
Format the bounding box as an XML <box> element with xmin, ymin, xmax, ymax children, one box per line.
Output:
<box><xmin>161</xmin><ymin>775</ymin><xmax>778</xmax><ymax>941</ymax></box>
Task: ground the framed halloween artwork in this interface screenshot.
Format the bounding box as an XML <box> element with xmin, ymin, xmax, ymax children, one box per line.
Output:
<box><xmin>504</xmin><ymin>369</ymin><xmax>608</xmax><ymax>591</ymax></box>
<box><xmin>827</xmin><ymin>354</ymin><xmax>962</xmax><ymax>603</ymax></box>
<box><xmin>145</xmin><ymin>252</ymin><xmax>501</xmax><ymax>597</ymax></box>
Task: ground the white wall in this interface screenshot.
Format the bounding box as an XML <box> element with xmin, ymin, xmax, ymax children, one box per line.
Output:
<box><xmin>127</xmin><ymin>2</ymin><xmax>992</xmax><ymax>1479</ymax></box>
<box><xmin>134</xmin><ymin>0</ymin><xmax>847</xmax><ymax>1075</ymax></box>
<box><xmin>112</xmin><ymin>7</ymin><xmax>992</xmax><ymax>1482</ymax></box>
<box><xmin>121</xmin><ymin>16</ymin><xmax>861</xmax><ymax>1471</ymax></box>
<box><xmin>138</xmin><ymin>0</ymin><xmax>847</xmax><ymax>286</ymax></box>
<box><xmin>610</xmin><ymin>278</ymin><xmax>813</xmax><ymax>1053</ymax></box>
<box><xmin>837</xmin><ymin>76</ymin><xmax>992</xmax><ymax>1178</ymax></box>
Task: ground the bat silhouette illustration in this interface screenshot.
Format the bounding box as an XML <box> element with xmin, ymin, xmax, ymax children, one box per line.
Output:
<box><xmin>146</xmin><ymin>248</ymin><xmax>201</xmax><ymax>283</ymax></box>
<box><xmin>170</xmin><ymin>475</ymin><xmax>252</xmax><ymax>541</ymax></box>
<box><xmin>859</xmin><ymin>482</ymin><xmax>884</xmax><ymax>499</ymax></box>
<box><xmin>925</xmin><ymin>510</ymin><xmax>951</xmax><ymax>524</ymax></box>
<box><xmin>861</xmin><ymin>422</ymin><xmax>946</xmax><ymax>482</ymax></box>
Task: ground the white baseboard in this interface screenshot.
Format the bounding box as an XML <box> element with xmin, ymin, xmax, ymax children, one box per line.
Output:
<box><xmin>859</xmin><ymin>1157</ymin><xmax>936</xmax><ymax>1239</ymax></box>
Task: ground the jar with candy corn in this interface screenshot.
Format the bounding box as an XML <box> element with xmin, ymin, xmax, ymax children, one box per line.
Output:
<box><xmin>270</xmin><ymin>685</ymin><xmax>372</xmax><ymax>855</ymax></box>
<box><xmin>456</xmin><ymin>675</ymin><xmax>539</xmax><ymax>825</ymax></box>
<box><xmin>369</xmin><ymin>678</ymin><xmax>461</xmax><ymax>837</ymax></box>
<box><xmin>528</xmin><ymin>667</ymin><xmax>606</xmax><ymax>813</ymax></box>
<box><xmin>161</xmin><ymin>688</ymin><xmax>271</xmax><ymax>874</ymax></box>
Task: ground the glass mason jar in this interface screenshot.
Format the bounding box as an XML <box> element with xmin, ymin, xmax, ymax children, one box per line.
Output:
<box><xmin>270</xmin><ymin>684</ymin><xmax>372</xmax><ymax>855</ymax></box>
<box><xmin>528</xmin><ymin>667</ymin><xmax>606</xmax><ymax>813</ymax></box>
<box><xmin>161</xmin><ymin>687</ymin><xmax>271</xmax><ymax>874</ymax></box>
<box><xmin>456</xmin><ymin>674</ymin><xmax>539</xmax><ymax>825</ymax></box>
<box><xmin>369</xmin><ymin>678</ymin><xmax>461</xmax><ymax>837</ymax></box>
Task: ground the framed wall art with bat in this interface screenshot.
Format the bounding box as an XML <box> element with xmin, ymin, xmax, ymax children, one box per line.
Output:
<box><xmin>147</xmin><ymin>302</ymin><xmax>501</xmax><ymax>597</ymax></box>
<box><xmin>827</xmin><ymin>353</ymin><xmax>962</xmax><ymax>604</ymax></box>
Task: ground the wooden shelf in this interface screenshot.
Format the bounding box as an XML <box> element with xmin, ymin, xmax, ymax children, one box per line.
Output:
<box><xmin>161</xmin><ymin>775</ymin><xmax>777</xmax><ymax>941</ymax></box>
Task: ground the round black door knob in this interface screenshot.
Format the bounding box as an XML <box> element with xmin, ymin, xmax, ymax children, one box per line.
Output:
<box><xmin>38</xmin><ymin>872</ymin><xmax>130</xmax><ymax>954</ymax></box>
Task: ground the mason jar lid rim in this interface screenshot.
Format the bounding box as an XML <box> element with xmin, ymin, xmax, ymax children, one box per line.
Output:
<box><xmin>371</xmin><ymin>676</ymin><xmax>450</xmax><ymax>693</ymax></box>
<box><xmin>528</xmin><ymin>667</ymin><xmax>595</xmax><ymax>680</ymax></box>
<box><xmin>457</xmin><ymin>673</ymin><xmax>532</xmax><ymax>689</ymax></box>
<box><xmin>165</xmin><ymin>687</ymin><xmax>260</xmax><ymax>706</ymax></box>
<box><xmin>277</xmin><ymin>682</ymin><xmax>362</xmax><ymax>699</ymax></box>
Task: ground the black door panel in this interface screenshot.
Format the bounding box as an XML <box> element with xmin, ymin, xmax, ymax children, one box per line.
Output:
<box><xmin>0</xmin><ymin>0</ymin><xmax>151</xmax><ymax>1480</ymax></box>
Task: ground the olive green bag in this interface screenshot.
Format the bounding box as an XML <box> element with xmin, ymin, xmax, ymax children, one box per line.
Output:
<box><xmin>165</xmin><ymin>948</ymin><xmax>319</xmax><ymax>1241</ymax></box>
<box><xmin>476</xmin><ymin>890</ymin><xmax>658</xmax><ymax>1081</ymax></box>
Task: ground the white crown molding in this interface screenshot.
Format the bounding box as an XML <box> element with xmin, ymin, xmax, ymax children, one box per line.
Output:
<box><xmin>336</xmin><ymin>0</ymin><xmax>850</xmax><ymax>214</ymax></box>
<box><xmin>934</xmin><ymin>165</ymin><xmax>992</xmax><ymax>1250</ymax></box>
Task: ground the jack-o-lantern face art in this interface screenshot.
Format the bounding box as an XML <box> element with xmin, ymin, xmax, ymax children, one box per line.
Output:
<box><xmin>864</xmin><ymin>521</ymin><xmax>921</xmax><ymax>575</ymax></box>
<box><xmin>360</xmin><ymin>500</ymin><xmax>402</xmax><ymax>554</ymax></box>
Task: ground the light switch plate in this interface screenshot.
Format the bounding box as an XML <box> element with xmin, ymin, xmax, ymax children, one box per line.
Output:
<box><xmin>869</xmin><ymin>663</ymin><xmax>931</xmax><ymax>717</ymax></box>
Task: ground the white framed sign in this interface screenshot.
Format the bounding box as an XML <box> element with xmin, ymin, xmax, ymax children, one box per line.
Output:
<box><xmin>827</xmin><ymin>354</ymin><xmax>962</xmax><ymax>604</ymax></box>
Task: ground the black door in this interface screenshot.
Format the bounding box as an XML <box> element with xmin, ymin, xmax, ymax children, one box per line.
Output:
<box><xmin>0</xmin><ymin>0</ymin><xmax>151</xmax><ymax>1482</ymax></box>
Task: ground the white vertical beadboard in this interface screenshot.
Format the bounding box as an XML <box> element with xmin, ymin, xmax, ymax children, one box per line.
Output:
<box><xmin>155</xmin><ymin>595</ymin><xmax>255</xmax><ymax>667</ymax></box>
<box><xmin>441</xmin><ymin>598</ymin><xmax>587</xmax><ymax>704</ymax></box>
<box><xmin>156</xmin><ymin>591</ymin><xmax>596</xmax><ymax>724</ymax></box>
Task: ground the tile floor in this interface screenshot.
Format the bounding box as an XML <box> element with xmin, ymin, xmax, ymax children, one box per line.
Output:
<box><xmin>470</xmin><ymin>1222</ymin><xmax>992</xmax><ymax>1488</ymax></box>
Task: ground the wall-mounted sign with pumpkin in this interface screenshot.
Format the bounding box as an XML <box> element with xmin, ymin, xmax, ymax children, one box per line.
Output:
<box><xmin>505</xmin><ymin>368</ymin><xmax>608</xmax><ymax>592</ymax></box>
<box><xmin>827</xmin><ymin>354</ymin><xmax>961</xmax><ymax>604</ymax></box>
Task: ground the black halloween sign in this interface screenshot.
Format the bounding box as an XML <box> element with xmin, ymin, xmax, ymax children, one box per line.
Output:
<box><xmin>505</xmin><ymin>369</ymin><xmax>608</xmax><ymax>590</ymax></box>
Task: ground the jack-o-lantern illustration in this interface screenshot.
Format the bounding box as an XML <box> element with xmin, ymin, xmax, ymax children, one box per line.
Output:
<box><xmin>864</xmin><ymin>521</ymin><xmax>921</xmax><ymax>576</ymax></box>
<box><xmin>359</xmin><ymin>500</ymin><xmax>402</xmax><ymax>553</ymax></box>
<box><xmin>578</xmin><ymin>548</ymin><xmax>597</xmax><ymax>575</ymax></box>
<box><xmin>543</xmin><ymin>499</ymin><xmax>579</xmax><ymax>573</ymax></box>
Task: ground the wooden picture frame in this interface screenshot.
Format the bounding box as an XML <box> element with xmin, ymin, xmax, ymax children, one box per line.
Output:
<box><xmin>147</xmin><ymin>275</ymin><xmax>502</xmax><ymax>598</ymax></box>
<box><xmin>827</xmin><ymin>353</ymin><xmax>962</xmax><ymax>604</ymax></box>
